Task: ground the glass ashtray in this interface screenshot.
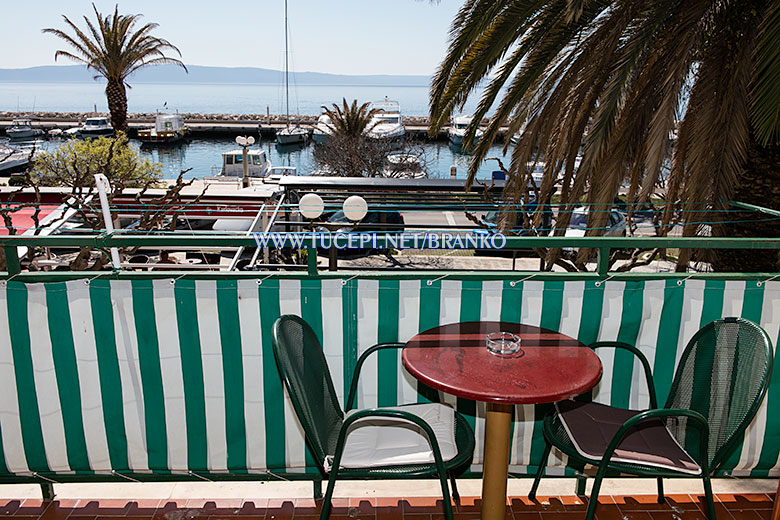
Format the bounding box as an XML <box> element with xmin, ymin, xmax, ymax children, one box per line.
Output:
<box><xmin>486</xmin><ymin>331</ymin><xmax>523</xmax><ymax>357</ymax></box>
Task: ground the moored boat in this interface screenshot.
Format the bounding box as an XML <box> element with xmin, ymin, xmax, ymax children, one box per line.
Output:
<box><xmin>0</xmin><ymin>145</ymin><xmax>30</xmax><ymax>175</ymax></box>
<box><xmin>275</xmin><ymin>0</ymin><xmax>309</xmax><ymax>146</ymax></box>
<box><xmin>311</xmin><ymin>111</ymin><xmax>333</xmax><ymax>144</ymax></box>
<box><xmin>137</xmin><ymin>114</ymin><xmax>190</xmax><ymax>144</ymax></box>
<box><xmin>448</xmin><ymin>115</ymin><xmax>483</xmax><ymax>147</ymax></box>
<box><xmin>367</xmin><ymin>98</ymin><xmax>405</xmax><ymax>140</ymax></box>
<box><xmin>77</xmin><ymin>117</ymin><xmax>114</xmax><ymax>138</ymax></box>
<box><xmin>7</xmin><ymin>119</ymin><xmax>44</xmax><ymax>140</ymax></box>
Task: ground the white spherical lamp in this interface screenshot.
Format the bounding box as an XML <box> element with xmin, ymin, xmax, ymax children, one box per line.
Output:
<box><xmin>235</xmin><ymin>136</ymin><xmax>247</xmax><ymax>146</ymax></box>
<box><xmin>343</xmin><ymin>195</ymin><xmax>368</xmax><ymax>221</ymax></box>
<box><xmin>246</xmin><ymin>136</ymin><xmax>256</xmax><ymax>145</ymax></box>
<box><xmin>299</xmin><ymin>193</ymin><xmax>325</xmax><ymax>219</ymax></box>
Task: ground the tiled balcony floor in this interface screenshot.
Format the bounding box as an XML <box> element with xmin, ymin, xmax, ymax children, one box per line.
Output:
<box><xmin>0</xmin><ymin>492</ymin><xmax>774</xmax><ymax>520</ymax></box>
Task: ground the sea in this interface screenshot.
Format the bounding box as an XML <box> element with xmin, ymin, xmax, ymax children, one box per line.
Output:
<box><xmin>0</xmin><ymin>82</ymin><xmax>511</xmax><ymax>180</ymax></box>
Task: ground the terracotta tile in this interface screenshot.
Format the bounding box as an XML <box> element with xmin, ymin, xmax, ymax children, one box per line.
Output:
<box><xmin>348</xmin><ymin>498</ymin><xmax>377</xmax><ymax>515</ymax></box>
<box><xmin>66</xmin><ymin>516</ymin><xmax>96</xmax><ymax>520</ymax></box>
<box><xmin>534</xmin><ymin>512</ymin><xmax>587</xmax><ymax>520</ymax></box>
<box><xmin>374</xmin><ymin>498</ymin><xmax>402</xmax><ymax>520</ymax></box>
<box><xmin>430</xmin><ymin>513</ymin><xmax>485</xmax><ymax>520</ymax></box>
<box><xmin>264</xmin><ymin>499</ymin><xmax>294</xmax><ymax>520</ymax></box>
<box><xmin>726</xmin><ymin>511</ymin><xmax>766</xmax><ymax>520</ymax></box>
<box><xmin>399</xmin><ymin>514</ymin><xmax>431</xmax><ymax>520</ymax></box>
<box><xmin>38</xmin><ymin>502</ymin><xmax>76</xmax><ymax>520</ymax></box>
<box><xmin>512</xmin><ymin>513</ymin><xmax>543</xmax><ymax>520</ymax></box>
<box><xmin>690</xmin><ymin>495</ymin><xmax>738</xmax><ymax>518</ymax></box>
<box><xmin>73</xmin><ymin>501</ymin><xmax>130</xmax><ymax>516</ymax></box>
<box><xmin>237</xmin><ymin>501</ymin><xmax>269</xmax><ymax>516</ymax></box>
<box><xmin>125</xmin><ymin>501</ymin><xmax>162</xmax><ymax>517</ymax></box>
<box><xmin>151</xmin><ymin>501</ymin><xmax>190</xmax><ymax>520</ymax></box>
<box><xmin>18</xmin><ymin>499</ymin><xmax>52</xmax><ymax>517</ymax></box>
<box><xmin>0</xmin><ymin>499</ymin><xmax>24</xmax><ymax>516</ymax></box>
<box><xmin>453</xmin><ymin>497</ymin><xmax>480</xmax><ymax>514</ymax></box>
<box><xmin>509</xmin><ymin>497</ymin><xmax>562</xmax><ymax>513</ymax></box>
<box><xmin>594</xmin><ymin>504</ymin><xmax>653</xmax><ymax>520</ymax></box>
<box><xmin>215</xmin><ymin>516</ymin><xmax>264</xmax><ymax>520</ymax></box>
<box><xmin>753</xmin><ymin>509</ymin><xmax>772</xmax><ymax>520</ymax></box>
<box><xmin>716</xmin><ymin>495</ymin><xmax>774</xmax><ymax>510</ymax></box>
<box><xmin>613</xmin><ymin>494</ymin><xmax>701</xmax><ymax>513</ymax></box>
<box><xmin>402</xmin><ymin>498</ymin><xmax>450</xmax><ymax>515</ymax></box>
<box><xmin>184</xmin><ymin>500</ymin><xmax>243</xmax><ymax>514</ymax></box>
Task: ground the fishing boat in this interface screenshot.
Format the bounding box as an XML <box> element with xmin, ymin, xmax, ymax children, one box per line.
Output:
<box><xmin>207</xmin><ymin>147</ymin><xmax>297</xmax><ymax>181</ymax></box>
<box><xmin>6</xmin><ymin>119</ymin><xmax>44</xmax><ymax>140</ymax></box>
<box><xmin>77</xmin><ymin>117</ymin><xmax>114</xmax><ymax>138</ymax></box>
<box><xmin>367</xmin><ymin>98</ymin><xmax>405</xmax><ymax>140</ymax></box>
<box><xmin>137</xmin><ymin>114</ymin><xmax>190</xmax><ymax>144</ymax></box>
<box><xmin>276</xmin><ymin>0</ymin><xmax>309</xmax><ymax>146</ymax></box>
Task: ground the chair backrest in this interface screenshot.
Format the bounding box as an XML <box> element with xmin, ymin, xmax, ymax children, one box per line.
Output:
<box><xmin>665</xmin><ymin>317</ymin><xmax>773</xmax><ymax>471</ymax></box>
<box><xmin>272</xmin><ymin>315</ymin><xmax>344</xmax><ymax>470</ymax></box>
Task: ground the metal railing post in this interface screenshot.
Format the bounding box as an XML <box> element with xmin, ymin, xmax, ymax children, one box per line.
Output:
<box><xmin>4</xmin><ymin>245</ymin><xmax>20</xmax><ymax>276</ymax></box>
<box><xmin>307</xmin><ymin>245</ymin><xmax>318</xmax><ymax>275</ymax></box>
<box><xmin>596</xmin><ymin>247</ymin><xmax>610</xmax><ymax>276</ymax></box>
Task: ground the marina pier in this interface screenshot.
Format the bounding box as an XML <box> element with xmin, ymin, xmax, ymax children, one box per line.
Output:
<box><xmin>0</xmin><ymin>112</ymin><xmax>509</xmax><ymax>141</ymax></box>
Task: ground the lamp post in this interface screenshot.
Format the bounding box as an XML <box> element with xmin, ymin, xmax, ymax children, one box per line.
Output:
<box><xmin>235</xmin><ymin>135</ymin><xmax>255</xmax><ymax>188</ymax></box>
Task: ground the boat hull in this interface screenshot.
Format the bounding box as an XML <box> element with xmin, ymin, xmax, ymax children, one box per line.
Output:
<box><xmin>79</xmin><ymin>128</ymin><xmax>115</xmax><ymax>138</ymax></box>
<box><xmin>276</xmin><ymin>129</ymin><xmax>309</xmax><ymax>145</ymax></box>
<box><xmin>137</xmin><ymin>128</ymin><xmax>191</xmax><ymax>145</ymax></box>
<box><xmin>7</xmin><ymin>129</ymin><xmax>44</xmax><ymax>140</ymax></box>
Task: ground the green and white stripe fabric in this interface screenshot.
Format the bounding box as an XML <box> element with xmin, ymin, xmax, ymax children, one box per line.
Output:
<box><xmin>0</xmin><ymin>278</ymin><xmax>777</xmax><ymax>478</ymax></box>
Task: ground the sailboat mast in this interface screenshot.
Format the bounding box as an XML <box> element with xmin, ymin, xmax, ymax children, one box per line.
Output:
<box><xmin>284</xmin><ymin>0</ymin><xmax>290</xmax><ymax>128</ymax></box>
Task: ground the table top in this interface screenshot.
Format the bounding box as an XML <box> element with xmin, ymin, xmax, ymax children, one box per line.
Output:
<box><xmin>402</xmin><ymin>321</ymin><xmax>602</xmax><ymax>404</ymax></box>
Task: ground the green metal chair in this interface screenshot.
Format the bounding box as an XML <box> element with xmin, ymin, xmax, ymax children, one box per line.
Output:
<box><xmin>529</xmin><ymin>317</ymin><xmax>773</xmax><ymax>520</ymax></box>
<box><xmin>272</xmin><ymin>315</ymin><xmax>475</xmax><ymax>520</ymax></box>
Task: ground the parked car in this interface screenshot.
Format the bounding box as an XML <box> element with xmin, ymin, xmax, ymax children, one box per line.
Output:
<box><xmin>473</xmin><ymin>200</ymin><xmax>551</xmax><ymax>255</ymax></box>
<box><xmin>315</xmin><ymin>210</ymin><xmax>405</xmax><ymax>257</ymax></box>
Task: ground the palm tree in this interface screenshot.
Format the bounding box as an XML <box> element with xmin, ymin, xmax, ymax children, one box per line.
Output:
<box><xmin>323</xmin><ymin>98</ymin><xmax>379</xmax><ymax>137</ymax></box>
<box><xmin>429</xmin><ymin>0</ymin><xmax>780</xmax><ymax>271</ymax></box>
<box><xmin>43</xmin><ymin>4</ymin><xmax>186</xmax><ymax>133</ymax></box>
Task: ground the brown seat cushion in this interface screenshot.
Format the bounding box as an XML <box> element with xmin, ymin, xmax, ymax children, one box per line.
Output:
<box><xmin>555</xmin><ymin>400</ymin><xmax>700</xmax><ymax>475</ymax></box>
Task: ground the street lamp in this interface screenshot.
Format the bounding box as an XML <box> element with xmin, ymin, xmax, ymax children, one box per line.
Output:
<box><xmin>235</xmin><ymin>135</ymin><xmax>256</xmax><ymax>188</ymax></box>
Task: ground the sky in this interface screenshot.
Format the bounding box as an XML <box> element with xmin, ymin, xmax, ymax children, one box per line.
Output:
<box><xmin>0</xmin><ymin>0</ymin><xmax>463</xmax><ymax>76</ymax></box>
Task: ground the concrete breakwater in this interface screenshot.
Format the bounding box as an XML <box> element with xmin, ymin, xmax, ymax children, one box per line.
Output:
<box><xmin>0</xmin><ymin>111</ymin><xmax>507</xmax><ymax>141</ymax></box>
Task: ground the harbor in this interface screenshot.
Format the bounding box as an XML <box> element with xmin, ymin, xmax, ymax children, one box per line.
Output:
<box><xmin>0</xmin><ymin>111</ymin><xmax>508</xmax><ymax>140</ymax></box>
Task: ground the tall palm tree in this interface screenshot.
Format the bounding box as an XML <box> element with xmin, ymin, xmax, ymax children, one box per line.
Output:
<box><xmin>429</xmin><ymin>0</ymin><xmax>780</xmax><ymax>271</ymax></box>
<box><xmin>43</xmin><ymin>4</ymin><xmax>186</xmax><ymax>133</ymax></box>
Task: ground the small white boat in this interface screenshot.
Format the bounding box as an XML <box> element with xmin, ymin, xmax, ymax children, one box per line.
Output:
<box><xmin>137</xmin><ymin>114</ymin><xmax>190</xmax><ymax>144</ymax></box>
<box><xmin>367</xmin><ymin>98</ymin><xmax>405</xmax><ymax>140</ymax></box>
<box><xmin>312</xmin><ymin>112</ymin><xmax>333</xmax><ymax>144</ymax></box>
<box><xmin>383</xmin><ymin>152</ymin><xmax>427</xmax><ymax>179</ymax></box>
<box><xmin>276</xmin><ymin>124</ymin><xmax>309</xmax><ymax>145</ymax></box>
<box><xmin>0</xmin><ymin>145</ymin><xmax>30</xmax><ymax>174</ymax></box>
<box><xmin>208</xmin><ymin>148</ymin><xmax>297</xmax><ymax>182</ymax></box>
<box><xmin>7</xmin><ymin>119</ymin><xmax>44</xmax><ymax>140</ymax></box>
<box><xmin>78</xmin><ymin>117</ymin><xmax>114</xmax><ymax>138</ymax></box>
<box><xmin>448</xmin><ymin>115</ymin><xmax>483</xmax><ymax>147</ymax></box>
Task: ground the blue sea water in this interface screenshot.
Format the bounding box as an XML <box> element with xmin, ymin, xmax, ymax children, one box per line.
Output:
<box><xmin>0</xmin><ymin>81</ymin><xmax>510</xmax><ymax>179</ymax></box>
<box><xmin>0</xmin><ymin>82</ymin><xmax>492</xmax><ymax>117</ymax></box>
<box><xmin>1</xmin><ymin>135</ymin><xmax>509</xmax><ymax>181</ymax></box>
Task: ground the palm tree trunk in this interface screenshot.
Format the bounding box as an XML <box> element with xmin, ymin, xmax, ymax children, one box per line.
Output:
<box><xmin>711</xmin><ymin>136</ymin><xmax>780</xmax><ymax>272</ymax></box>
<box><xmin>105</xmin><ymin>79</ymin><xmax>128</xmax><ymax>133</ymax></box>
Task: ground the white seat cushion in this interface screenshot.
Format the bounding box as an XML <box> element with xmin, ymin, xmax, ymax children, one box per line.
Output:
<box><xmin>327</xmin><ymin>403</ymin><xmax>458</xmax><ymax>471</ymax></box>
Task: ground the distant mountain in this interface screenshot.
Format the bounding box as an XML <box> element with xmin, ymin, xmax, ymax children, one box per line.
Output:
<box><xmin>0</xmin><ymin>65</ymin><xmax>431</xmax><ymax>86</ymax></box>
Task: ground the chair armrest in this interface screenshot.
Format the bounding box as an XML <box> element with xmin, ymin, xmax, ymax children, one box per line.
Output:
<box><xmin>589</xmin><ymin>341</ymin><xmax>658</xmax><ymax>408</ymax></box>
<box><xmin>329</xmin><ymin>408</ymin><xmax>447</xmax><ymax>474</ymax></box>
<box><xmin>602</xmin><ymin>408</ymin><xmax>710</xmax><ymax>475</ymax></box>
<box><xmin>346</xmin><ymin>343</ymin><xmax>405</xmax><ymax>411</ymax></box>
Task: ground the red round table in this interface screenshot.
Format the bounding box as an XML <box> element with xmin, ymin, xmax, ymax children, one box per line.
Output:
<box><xmin>403</xmin><ymin>321</ymin><xmax>602</xmax><ymax>520</ymax></box>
